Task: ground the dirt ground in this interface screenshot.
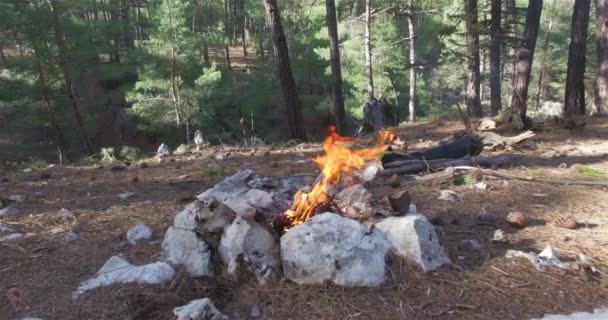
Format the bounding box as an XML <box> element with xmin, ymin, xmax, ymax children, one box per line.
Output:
<box><xmin>1</xmin><ymin>119</ymin><xmax>608</xmax><ymax>320</ymax></box>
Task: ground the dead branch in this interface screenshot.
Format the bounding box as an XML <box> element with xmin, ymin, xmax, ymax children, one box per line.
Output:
<box><xmin>381</xmin><ymin>154</ymin><xmax>522</xmax><ymax>176</ymax></box>
<box><xmin>452</xmin><ymin>166</ymin><xmax>608</xmax><ymax>187</ymax></box>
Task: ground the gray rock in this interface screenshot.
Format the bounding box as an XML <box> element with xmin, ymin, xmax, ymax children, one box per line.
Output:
<box><xmin>0</xmin><ymin>223</ymin><xmax>15</xmax><ymax>233</ymax></box>
<box><xmin>359</xmin><ymin>164</ymin><xmax>381</xmax><ymax>182</ymax></box>
<box><xmin>74</xmin><ymin>255</ymin><xmax>175</xmax><ymax>299</ymax></box>
<box><xmin>219</xmin><ymin>216</ymin><xmax>279</xmax><ymax>284</ymax></box>
<box><xmin>0</xmin><ymin>205</ymin><xmax>21</xmax><ymax>217</ymax></box>
<box><xmin>438</xmin><ymin>190</ymin><xmax>462</xmax><ymax>201</ymax></box>
<box><xmin>492</xmin><ymin>229</ymin><xmax>507</xmax><ymax>242</ymax></box>
<box><xmin>460</xmin><ymin>239</ymin><xmax>481</xmax><ymax>250</ymax></box>
<box><xmin>58</xmin><ymin>208</ymin><xmax>74</xmax><ymax>218</ymax></box>
<box><xmin>22</xmin><ymin>168</ymin><xmax>33</xmax><ymax>173</ymax></box>
<box><xmin>473</xmin><ymin>182</ymin><xmax>487</xmax><ymax>190</ymax></box>
<box><xmin>332</xmin><ymin>184</ymin><xmax>374</xmax><ymax>220</ymax></box>
<box><xmin>175</xmin><ymin>144</ymin><xmax>189</xmax><ymax>155</ymax></box>
<box><xmin>174</xmin><ymin>200</ymin><xmax>235</xmax><ymax>233</ymax></box>
<box><xmin>245</xmin><ymin>189</ymin><xmax>274</xmax><ymax>210</ymax></box>
<box><xmin>375</xmin><ymin>215</ymin><xmax>450</xmax><ymax>272</ymax></box>
<box><xmin>118</xmin><ymin>192</ymin><xmax>135</xmax><ymax>200</ymax></box>
<box><xmin>0</xmin><ymin>232</ymin><xmax>24</xmax><ymax>242</ymax></box>
<box><xmin>173</xmin><ymin>298</ymin><xmax>228</xmax><ymax>320</ymax></box>
<box><xmin>9</xmin><ymin>195</ymin><xmax>26</xmax><ymax>203</ymax></box>
<box><xmin>250</xmin><ymin>305</ymin><xmax>262</xmax><ymax>318</ymax></box>
<box><xmin>197</xmin><ymin>170</ymin><xmax>278</xmax><ymax>218</ymax></box>
<box><xmin>157</xmin><ymin>143</ymin><xmax>171</xmax><ymax>158</ymax></box>
<box><xmin>194</xmin><ymin>130</ymin><xmax>209</xmax><ymax>150</ymax></box>
<box><xmin>280</xmin><ymin>212</ymin><xmax>389</xmax><ymax>287</ymax></box>
<box><xmin>161</xmin><ymin>227</ymin><xmax>213</xmax><ymax>277</ymax></box>
<box><xmin>540</xmin><ymin>151</ymin><xmax>561</xmax><ymax>159</ymax></box>
<box><xmin>127</xmin><ymin>223</ymin><xmax>153</xmax><ymax>245</ymax></box>
<box><xmin>65</xmin><ymin>232</ymin><xmax>79</xmax><ymax>242</ymax></box>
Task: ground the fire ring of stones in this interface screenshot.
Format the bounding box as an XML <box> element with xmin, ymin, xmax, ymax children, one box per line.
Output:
<box><xmin>160</xmin><ymin>169</ymin><xmax>451</xmax><ymax>286</ymax></box>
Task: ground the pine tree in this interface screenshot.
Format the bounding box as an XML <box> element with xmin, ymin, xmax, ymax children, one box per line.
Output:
<box><xmin>509</xmin><ymin>0</ymin><xmax>543</xmax><ymax>129</ymax></box>
<box><xmin>262</xmin><ymin>0</ymin><xmax>307</xmax><ymax>140</ymax></box>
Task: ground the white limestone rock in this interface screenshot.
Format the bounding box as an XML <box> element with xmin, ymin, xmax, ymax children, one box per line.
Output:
<box><xmin>161</xmin><ymin>227</ymin><xmax>213</xmax><ymax>277</ymax></box>
<box><xmin>332</xmin><ymin>184</ymin><xmax>375</xmax><ymax>220</ymax></box>
<box><xmin>73</xmin><ymin>255</ymin><xmax>175</xmax><ymax>299</ymax></box>
<box><xmin>157</xmin><ymin>143</ymin><xmax>171</xmax><ymax>158</ymax></box>
<box><xmin>173</xmin><ymin>298</ymin><xmax>228</xmax><ymax>320</ymax></box>
<box><xmin>173</xmin><ymin>200</ymin><xmax>235</xmax><ymax>233</ymax></box>
<box><xmin>375</xmin><ymin>215</ymin><xmax>451</xmax><ymax>272</ymax></box>
<box><xmin>219</xmin><ymin>216</ymin><xmax>279</xmax><ymax>283</ymax></box>
<box><xmin>280</xmin><ymin>212</ymin><xmax>389</xmax><ymax>287</ymax></box>
<box><xmin>126</xmin><ymin>223</ymin><xmax>153</xmax><ymax>245</ymax></box>
<box><xmin>0</xmin><ymin>205</ymin><xmax>21</xmax><ymax>217</ymax></box>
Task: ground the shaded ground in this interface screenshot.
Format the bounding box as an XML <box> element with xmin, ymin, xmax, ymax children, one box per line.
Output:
<box><xmin>1</xmin><ymin>119</ymin><xmax>608</xmax><ymax>320</ymax></box>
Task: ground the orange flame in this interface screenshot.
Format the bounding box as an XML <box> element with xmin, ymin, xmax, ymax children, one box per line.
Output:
<box><xmin>283</xmin><ymin>126</ymin><xmax>394</xmax><ymax>228</ymax></box>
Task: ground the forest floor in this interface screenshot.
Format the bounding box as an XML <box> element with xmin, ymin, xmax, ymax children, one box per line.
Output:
<box><xmin>1</xmin><ymin>118</ymin><xmax>608</xmax><ymax>320</ymax></box>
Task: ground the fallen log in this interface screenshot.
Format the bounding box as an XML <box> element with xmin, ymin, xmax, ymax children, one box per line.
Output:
<box><xmin>382</xmin><ymin>135</ymin><xmax>483</xmax><ymax>165</ymax></box>
<box><xmin>381</xmin><ymin>154</ymin><xmax>522</xmax><ymax>176</ymax></box>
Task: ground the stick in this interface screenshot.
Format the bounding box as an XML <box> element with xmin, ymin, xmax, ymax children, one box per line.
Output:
<box><xmin>381</xmin><ymin>154</ymin><xmax>521</xmax><ymax>176</ymax></box>
<box><xmin>452</xmin><ymin>166</ymin><xmax>608</xmax><ymax>187</ymax></box>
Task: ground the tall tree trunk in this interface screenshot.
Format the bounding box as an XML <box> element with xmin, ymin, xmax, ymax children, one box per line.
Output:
<box><xmin>262</xmin><ymin>0</ymin><xmax>307</xmax><ymax>140</ymax></box>
<box><xmin>489</xmin><ymin>0</ymin><xmax>502</xmax><ymax>116</ymax></box>
<box><xmin>240</xmin><ymin>0</ymin><xmax>247</xmax><ymax>56</ymax></box>
<box><xmin>166</xmin><ymin>0</ymin><xmax>183</xmax><ymax>141</ymax></box>
<box><xmin>509</xmin><ymin>0</ymin><xmax>543</xmax><ymax>130</ymax></box>
<box><xmin>365</xmin><ymin>0</ymin><xmax>374</xmax><ymax>100</ymax></box>
<box><xmin>203</xmin><ymin>43</ymin><xmax>210</xmax><ymax>66</ymax></box>
<box><xmin>406</xmin><ymin>0</ymin><xmax>417</xmax><ymax>122</ymax></box>
<box><xmin>47</xmin><ymin>0</ymin><xmax>93</xmax><ymax>154</ymax></box>
<box><xmin>325</xmin><ymin>0</ymin><xmax>346</xmax><ymax>134</ymax></box>
<box><xmin>224</xmin><ymin>0</ymin><xmax>232</xmax><ymax>69</ymax></box>
<box><xmin>120</xmin><ymin>0</ymin><xmax>133</xmax><ymax>49</ymax></box>
<box><xmin>0</xmin><ymin>42</ymin><xmax>8</xmax><ymax>68</ymax></box>
<box><xmin>596</xmin><ymin>0</ymin><xmax>608</xmax><ymax>113</ymax></box>
<box><xmin>464</xmin><ymin>0</ymin><xmax>482</xmax><ymax>118</ymax></box>
<box><xmin>565</xmin><ymin>0</ymin><xmax>591</xmax><ymax>116</ymax></box>
<box><xmin>536</xmin><ymin>18</ymin><xmax>553</xmax><ymax>109</ymax></box>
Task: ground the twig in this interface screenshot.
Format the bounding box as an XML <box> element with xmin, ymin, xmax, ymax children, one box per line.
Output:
<box><xmin>452</xmin><ymin>166</ymin><xmax>608</xmax><ymax>187</ymax></box>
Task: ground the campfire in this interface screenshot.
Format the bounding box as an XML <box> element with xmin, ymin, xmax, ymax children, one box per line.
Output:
<box><xmin>281</xmin><ymin>126</ymin><xmax>394</xmax><ymax>229</ymax></box>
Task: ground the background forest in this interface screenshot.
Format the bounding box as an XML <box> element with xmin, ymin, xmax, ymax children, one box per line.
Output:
<box><xmin>0</xmin><ymin>0</ymin><xmax>605</xmax><ymax>164</ymax></box>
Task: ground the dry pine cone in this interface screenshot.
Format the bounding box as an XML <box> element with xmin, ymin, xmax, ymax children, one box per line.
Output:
<box><xmin>507</xmin><ymin>211</ymin><xmax>528</xmax><ymax>228</ymax></box>
<box><xmin>553</xmin><ymin>216</ymin><xmax>578</xmax><ymax>229</ymax></box>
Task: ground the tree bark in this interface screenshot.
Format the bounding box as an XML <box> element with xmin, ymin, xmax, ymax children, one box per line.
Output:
<box><xmin>224</xmin><ymin>0</ymin><xmax>232</xmax><ymax>69</ymax></box>
<box><xmin>565</xmin><ymin>0</ymin><xmax>591</xmax><ymax>116</ymax></box>
<box><xmin>240</xmin><ymin>0</ymin><xmax>247</xmax><ymax>56</ymax></box>
<box><xmin>0</xmin><ymin>42</ymin><xmax>8</xmax><ymax>68</ymax></box>
<box><xmin>489</xmin><ymin>0</ymin><xmax>502</xmax><ymax>116</ymax></box>
<box><xmin>263</xmin><ymin>0</ymin><xmax>307</xmax><ymax>140</ymax></box>
<box><xmin>464</xmin><ymin>0</ymin><xmax>482</xmax><ymax>118</ymax></box>
<box><xmin>365</xmin><ymin>0</ymin><xmax>374</xmax><ymax>100</ymax></box>
<box><xmin>325</xmin><ymin>0</ymin><xmax>346</xmax><ymax>134</ymax></box>
<box><xmin>406</xmin><ymin>0</ymin><xmax>417</xmax><ymax>122</ymax></box>
<box><xmin>509</xmin><ymin>0</ymin><xmax>543</xmax><ymax>129</ymax></box>
<box><xmin>47</xmin><ymin>0</ymin><xmax>93</xmax><ymax>154</ymax></box>
<box><xmin>595</xmin><ymin>0</ymin><xmax>608</xmax><ymax>114</ymax></box>
<box><xmin>535</xmin><ymin>19</ymin><xmax>553</xmax><ymax>110</ymax></box>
